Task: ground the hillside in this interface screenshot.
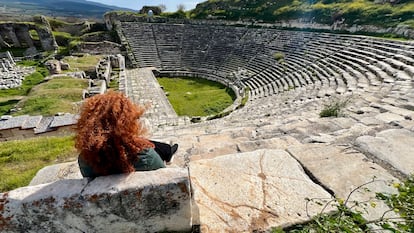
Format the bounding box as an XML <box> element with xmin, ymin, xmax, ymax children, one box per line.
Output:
<box><xmin>190</xmin><ymin>0</ymin><xmax>414</xmax><ymax>28</ymax></box>
<box><xmin>0</xmin><ymin>0</ymin><xmax>133</xmax><ymax>19</ymax></box>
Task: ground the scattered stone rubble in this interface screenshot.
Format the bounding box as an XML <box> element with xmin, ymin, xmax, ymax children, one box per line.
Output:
<box><xmin>0</xmin><ymin>52</ymin><xmax>34</xmax><ymax>90</ymax></box>
<box><xmin>83</xmin><ymin>54</ymin><xmax>126</xmax><ymax>99</ymax></box>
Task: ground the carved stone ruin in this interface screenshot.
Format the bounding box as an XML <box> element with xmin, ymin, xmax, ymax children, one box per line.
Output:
<box><xmin>0</xmin><ymin>15</ymin><xmax>57</xmax><ymax>51</ymax></box>
<box><xmin>0</xmin><ymin>52</ymin><xmax>34</xmax><ymax>89</ymax></box>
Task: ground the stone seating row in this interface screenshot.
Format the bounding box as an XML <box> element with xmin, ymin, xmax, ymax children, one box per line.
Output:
<box><xmin>120</xmin><ymin>22</ymin><xmax>413</xmax><ymax>103</ymax></box>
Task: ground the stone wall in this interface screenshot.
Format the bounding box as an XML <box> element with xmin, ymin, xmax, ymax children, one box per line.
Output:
<box><xmin>0</xmin><ymin>168</ymin><xmax>193</xmax><ymax>233</ymax></box>
<box><xmin>0</xmin><ymin>16</ymin><xmax>57</xmax><ymax>51</ymax></box>
<box><xmin>75</xmin><ymin>41</ymin><xmax>122</xmax><ymax>55</ymax></box>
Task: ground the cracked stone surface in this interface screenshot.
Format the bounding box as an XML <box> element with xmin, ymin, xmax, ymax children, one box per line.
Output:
<box><xmin>355</xmin><ymin>129</ymin><xmax>414</xmax><ymax>177</ymax></box>
<box><xmin>189</xmin><ymin>149</ymin><xmax>333</xmax><ymax>232</ymax></box>
<box><xmin>287</xmin><ymin>144</ymin><xmax>399</xmax><ymax>221</ymax></box>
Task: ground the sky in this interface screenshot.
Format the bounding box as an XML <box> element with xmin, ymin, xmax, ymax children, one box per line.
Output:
<box><xmin>87</xmin><ymin>0</ymin><xmax>205</xmax><ymax>12</ymax></box>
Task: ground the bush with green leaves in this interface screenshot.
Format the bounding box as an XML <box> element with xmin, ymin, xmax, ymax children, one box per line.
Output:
<box><xmin>273</xmin><ymin>52</ymin><xmax>285</xmax><ymax>63</ymax></box>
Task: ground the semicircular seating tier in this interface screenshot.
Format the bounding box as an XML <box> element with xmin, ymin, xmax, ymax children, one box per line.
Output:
<box><xmin>120</xmin><ymin>22</ymin><xmax>414</xmax><ymax>107</ymax></box>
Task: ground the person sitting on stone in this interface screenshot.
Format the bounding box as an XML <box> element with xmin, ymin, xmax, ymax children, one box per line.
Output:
<box><xmin>75</xmin><ymin>91</ymin><xmax>178</xmax><ymax>177</ymax></box>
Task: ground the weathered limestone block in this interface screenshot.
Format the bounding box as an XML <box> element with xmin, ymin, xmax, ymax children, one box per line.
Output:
<box><xmin>29</xmin><ymin>161</ymin><xmax>82</xmax><ymax>186</ymax></box>
<box><xmin>1</xmin><ymin>168</ymin><xmax>192</xmax><ymax>233</ymax></box>
<box><xmin>189</xmin><ymin>149</ymin><xmax>332</xmax><ymax>232</ymax></box>
<box><xmin>355</xmin><ymin>129</ymin><xmax>414</xmax><ymax>177</ymax></box>
<box><xmin>287</xmin><ymin>144</ymin><xmax>399</xmax><ymax>222</ymax></box>
<box><xmin>59</xmin><ymin>61</ymin><xmax>70</xmax><ymax>70</ymax></box>
<box><xmin>45</xmin><ymin>59</ymin><xmax>61</xmax><ymax>74</ymax></box>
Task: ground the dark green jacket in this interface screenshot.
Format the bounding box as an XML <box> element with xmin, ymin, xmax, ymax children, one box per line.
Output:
<box><xmin>78</xmin><ymin>148</ymin><xmax>165</xmax><ymax>178</ymax></box>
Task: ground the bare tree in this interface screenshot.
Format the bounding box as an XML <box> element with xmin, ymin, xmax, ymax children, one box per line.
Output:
<box><xmin>177</xmin><ymin>4</ymin><xmax>186</xmax><ymax>12</ymax></box>
<box><xmin>158</xmin><ymin>4</ymin><xmax>167</xmax><ymax>12</ymax></box>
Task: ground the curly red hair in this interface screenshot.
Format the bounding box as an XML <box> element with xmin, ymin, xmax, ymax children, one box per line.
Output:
<box><xmin>75</xmin><ymin>91</ymin><xmax>154</xmax><ymax>176</ymax></box>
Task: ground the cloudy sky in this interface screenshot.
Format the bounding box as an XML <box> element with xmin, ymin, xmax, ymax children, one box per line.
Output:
<box><xmin>87</xmin><ymin>0</ymin><xmax>205</xmax><ymax>12</ymax></box>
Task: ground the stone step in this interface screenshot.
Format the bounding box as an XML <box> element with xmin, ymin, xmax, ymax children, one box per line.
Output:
<box><xmin>356</xmin><ymin>129</ymin><xmax>414</xmax><ymax>177</ymax></box>
<box><xmin>287</xmin><ymin>144</ymin><xmax>399</xmax><ymax>222</ymax></box>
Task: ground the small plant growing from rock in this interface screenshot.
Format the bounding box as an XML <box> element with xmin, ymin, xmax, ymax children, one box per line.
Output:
<box><xmin>273</xmin><ymin>52</ymin><xmax>285</xmax><ymax>63</ymax></box>
<box><xmin>319</xmin><ymin>98</ymin><xmax>350</xmax><ymax>118</ymax></box>
<box><xmin>273</xmin><ymin>176</ymin><xmax>414</xmax><ymax>232</ymax></box>
<box><xmin>239</xmin><ymin>87</ymin><xmax>250</xmax><ymax>108</ymax></box>
<box><xmin>376</xmin><ymin>174</ymin><xmax>414</xmax><ymax>232</ymax></box>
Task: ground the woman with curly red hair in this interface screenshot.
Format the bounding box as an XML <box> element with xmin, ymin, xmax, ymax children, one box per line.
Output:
<box><xmin>75</xmin><ymin>91</ymin><xmax>177</xmax><ymax>177</ymax></box>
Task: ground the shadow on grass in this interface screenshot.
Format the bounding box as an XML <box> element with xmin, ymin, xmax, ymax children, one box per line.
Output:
<box><xmin>0</xmin><ymin>99</ymin><xmax>20</xmax><ymax>115</ymax></box>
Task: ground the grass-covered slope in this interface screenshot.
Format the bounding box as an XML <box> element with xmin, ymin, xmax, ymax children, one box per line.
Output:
<box><xmin>190</xmin><ymin>0</ymin><xmax>414</xmax><ymax>28</ymax></box>
<box><xmin>0</xmin><ymin>136</ymin><xmax>77</xmax><ymax>192</ymax></box>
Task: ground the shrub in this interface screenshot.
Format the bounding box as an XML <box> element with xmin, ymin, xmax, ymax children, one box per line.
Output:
<box><xmin>240</xmin><ymin>87</ymin><xmax>250</xmax><ymax>107</ymax></box>
<box><xmin>273</xmin><ymin>52</ymin><xmax>285</xmax><ymax>62</ymax></box>
<box><xmin>320</xmin><ymin>98</ymin><xmax>350</xmax><ymax>118</ymax></box>
<box><xmin>377</xmin><ymin>174</ymin><xmax>414</xmax><ymax>232</ymax></box>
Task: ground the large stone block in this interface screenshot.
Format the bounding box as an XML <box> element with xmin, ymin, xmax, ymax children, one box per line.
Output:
<box><xmin>287</xmin><ymin>144</ymin><xmax>399</xmax><ymax>222</ymax></box>
<box><xmin>1</xmin><ymin>168</ymin><xmax>192</xmax><ymax>233</ymax></box>
<box><xmin>189</xmin><ymin>149</ymin><xmax>332</xmax><ymax>232</ymax></box>
<box><xmin>356</xmin><ymin>129</ymin><xmax>414</xmax><ymax>177</ymax></box>
<box><xmin>29</xmin><ymin>161</ymin><xmax>82</xmax><ymax>186</ymax></box>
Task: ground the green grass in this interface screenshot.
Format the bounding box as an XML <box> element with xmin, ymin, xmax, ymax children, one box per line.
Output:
<box><xmin>0</xmin><ymin>72</ymin><xmax>45</xmax><ymax>115</ymax></box>
<box><xmin>29</xmin><ymin>29</ymin><xmax>40</xmax><ymax>41</ymax></box>
<box><xmin>377</xmin><ymin>175</ymin><xmax>414</xmax><ymax>232</ymax></box>
<box><xmin>0</xmin><ymin>136</ymin><xmax>77</xmax><ymax>192</ymax></box>
<box><xmin>62</xmin><ymin>54</ymin><xmax>102</xmax><ymax>72</ymax></box>
<box><xmin>0</xmin><ymin>61</ymin><xmax>48</xmax><ymax>115</ymax></box>
<box><xmin>17</xmin><ymin>60</ymin><xmax>49</xmax><ymax>77</ymax></box>
<box><xmin>157</xmin><ymin>77</ymin><xmax>236</xmax><ymax>116</ymax></box>
<box><xmin>53</xmin><ymin>31</ymin><xmax>77</xmax><ymax>46</ymax></box>
<box><xmin>15</xmin><ymin>77</ymin><xmax>88</xmax><ymax>116</ymax></box>
<box><xmin>0</xmin><ymin>48</ymin><xmax>27</xmax><ymax>57</ymax></box>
